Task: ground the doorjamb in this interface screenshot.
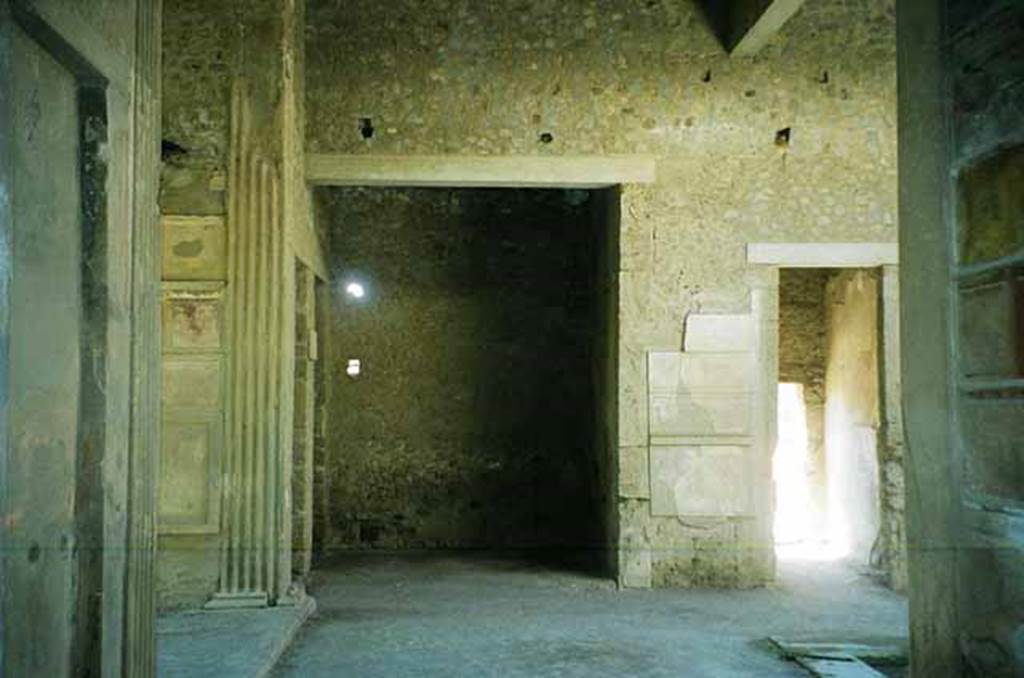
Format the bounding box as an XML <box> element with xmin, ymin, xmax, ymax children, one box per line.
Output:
<box><xmin>747</xmin><ymin>241</ymin><xmax>903</xmax><ymax>580</ymax></box>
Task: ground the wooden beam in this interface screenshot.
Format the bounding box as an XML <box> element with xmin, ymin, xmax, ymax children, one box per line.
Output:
<box><xmin>306</xmin><ymin>154</ymin><xmax>657</xmax><ymax>188</ymax></box>
<box><xmin>728</xmin><ymin>0</ymin><xmax>808</xmax><ymax>57</ymax></box>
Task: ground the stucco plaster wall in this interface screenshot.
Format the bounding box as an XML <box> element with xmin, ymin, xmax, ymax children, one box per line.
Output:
<box><xmin>304</xmin><ymin>0</ymin><xmax>897</xmax><ymax>586</ymax></box>
<box><xmin>3</xmin><ymin>0</ymin><xmax>161</xmax><ymax>673</ymax></box>
<box><xmin>160</xmin><ymin>0</ymin><xmax>234</xmax><ymax>216</ymax></box>
<box><xmin>158</xmin><ymin>0</ymin><xmax>319</xmax><ymax>608</ymax></box>
<box><xmin>157</xmin><ymin>2</ymin><xmax>234</xmax><ymax>610</ymax></box>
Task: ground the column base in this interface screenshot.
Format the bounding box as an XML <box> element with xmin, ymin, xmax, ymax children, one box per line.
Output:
<box><xmin>203</xmin><ymin>591</ymin><xmax>269</xmax><ymax>609</ymax></box>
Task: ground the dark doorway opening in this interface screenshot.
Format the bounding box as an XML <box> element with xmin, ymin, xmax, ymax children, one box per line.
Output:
<box><xmin>309</xmin><ymin>186</ymin><xmax>619</xmax><ymax>577</ymax></box>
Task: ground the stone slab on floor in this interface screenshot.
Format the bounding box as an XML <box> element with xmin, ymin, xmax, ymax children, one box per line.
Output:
<box><xmin>158</xmin><ymin>596</ymin><xmax>315</xmax><ymax>678</ymax></box>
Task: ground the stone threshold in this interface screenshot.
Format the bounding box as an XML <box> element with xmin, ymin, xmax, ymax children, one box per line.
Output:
<box><xmin>158</xmin><ymin>595</ymin><xmax>316</xmax><ymax>678</ymax></box>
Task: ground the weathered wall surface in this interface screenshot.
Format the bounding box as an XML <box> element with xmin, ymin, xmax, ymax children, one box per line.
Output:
<box><xmin>945</xmin><ymin>0</ymin><xmax>1024</xmax><ymax>674</ymax></box>
<box><xmin>824</xmin><ymin>269</ymin><xmax>880</xmax><ymax>565</ymax></box>
<box><xmin>3</xmin><ymin>0</ymin><xmax>161</xmax><ymax>674</ymax></box>
<box><xmin>156</xmin><ymin>223</ymin><xmax>228</xmax><ymax>610</ymax></box>
<box><xmin>778</xmin><ymin>269</ymin><xmax>828</xmax><ymax>541</ymax></box>
<box><xmin>292</xmin><ymin>262</ymin><xmax>317</xmax><ymax>579</ymax></box>
<box><xmin>874</xmin><ymin>265</ymin><xmax>906</xmax><ymax>592</ymax></box>
<box><xmin>306</xmin><ymin>0</ymin><xmax>897</xmax><ymax>586</ymax></box>
<box><xmin>316</xmin><ymin>187</ymin><xmax>611</xmax><ymax>554</ymax></box>
<box><xmin>159</xmin><ymin>0</ymin><xmax>319</xmax><ymax>608</ymax></box>
<box><xmin>157</xmin><ymin>2</ymin><xmax>233</xmax><ymax>610</ymax></box>
<box><xmin>898</xmin><ymin>0</ymin><xmax>1024</xmax><ymax>671</ymax></box>
<box><xmin>162</xmin><ymin>0</ymin><xmax>323</xmax><ymax>272</ymax></box>
<box><xmin>160</xmin><ymin>0</ymin><xmax>233</xmax><ymax>216</ymax></box>
<box><xmin>8</xmin><ymin>24</ymin><xmax>85</xmax><ymax>672</ymax></box>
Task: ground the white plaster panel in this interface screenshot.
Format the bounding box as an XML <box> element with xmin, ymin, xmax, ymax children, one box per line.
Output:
<box><xmin>162</xmin><ymin>295</ymin><xmax>223</xmax><ymax>351</ymax></box>
<box><xmin>161</xmin><ymin>215</ymin><xmax>227</xmax><ymax>281</ymax></box>
<box><xmin>162</xmin><ymin>357</ymin><xmax>223</xmax><ymax>411</ymax></box>
<box><xmin>648</xmin><ymin>351</ymin><xmax>755</xmax><ymax>437</ymax></box>
<box><xmin>159</xmin><ymin>417</ymin><xmax>222</xmax><ymax>532</ymax></box>
<box><xmin>650</xmin><ymin>446</ymin><xmax>753</xmax><ymax>516</ymax></box>
<box><xmin>649</xmin><ymin>391</ymin><xmax>753</xmax><ymax>438</ymax></box>
<box><xmin>649</xmin><ymin>352</ymin><xmax>756</xmax><ymax>392</ymax></box>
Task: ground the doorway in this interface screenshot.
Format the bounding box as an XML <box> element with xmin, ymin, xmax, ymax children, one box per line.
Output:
<box><xmin>308</xmin><ymin>186</ymin><xmax>619</xmax><ymax>575</ymax></box>
<box><xmin>774</xmin><ymin>267</ymin><xmax>904</xmax><ymax>586</ymax></box>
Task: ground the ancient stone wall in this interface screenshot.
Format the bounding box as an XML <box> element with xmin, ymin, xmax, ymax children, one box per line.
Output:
<box><xmin>315</xmin><ymin>187</ymin><xmax>612</xmax><ymax>555</ymax></box>
<box><xmin>156</xmin><ymin>1</ymin><xmax>233</xmax><ymax>608</ymax></box>
<box><xmin>159</xmin><ymin>0</ymin><xmax>317</xmax><ymax>609</ymax></box>
<box><xmin>305</xmin><ymin>0</ymin><xmax>897</xmax><ymax>587</ymax></box>
<box><xmin>160</xmin><ymin>0</ymin><xmax>234</xmax><ymax>216</ymax></box>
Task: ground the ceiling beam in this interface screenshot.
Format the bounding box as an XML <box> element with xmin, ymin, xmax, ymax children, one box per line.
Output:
<box><xmin>724</xmin><ymin>0</ymin><xmax>808</xmax><ymax>57</ymax></box>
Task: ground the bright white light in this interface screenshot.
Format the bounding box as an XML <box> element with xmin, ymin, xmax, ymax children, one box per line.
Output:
<box><xmin>345</xmin><ymin>281</ymin><xmax>366</xmax><ymax>299</ymax></box>
<box><xmin>346</xmin><ymin>359</ymin><xmax>361</xmax><ymax>377</ymax></box>
<box><xmin>773</xmin><ymin>383</ymin><xmax>844</xmax><ymax>562</ymax></box>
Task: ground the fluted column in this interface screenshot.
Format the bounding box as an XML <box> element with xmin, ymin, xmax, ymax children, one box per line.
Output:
<box><xmin>123</xmin><ymin>0</ymin><xmax>162</xmax><ymax>674</ymax></box>
<box><xmin>208</xmin><ymin>80</ymin><xmax>287</xmax><ymax>607</ymax></box>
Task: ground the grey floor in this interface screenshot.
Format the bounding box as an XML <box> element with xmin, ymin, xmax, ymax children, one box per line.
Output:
<box><xmin>158</xmin><ymin>596</ymin><xmax>314</xmax><ymax>678</ymax></box>
<box><xmin>272</xmin><ymin>552</ymin><xmax>908</xmax><ymax>678</ymax></box>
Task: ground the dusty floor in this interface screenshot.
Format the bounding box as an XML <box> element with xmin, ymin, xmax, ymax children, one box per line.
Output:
<box><xmin>158</xmin><ymin>596</ymin><xmax>313</xmax><ymax>677</ymax></box>
<box><xmin>272</xmin><ymin>552</ymin><xmax>908</xmax><ymax>677</ymax></box>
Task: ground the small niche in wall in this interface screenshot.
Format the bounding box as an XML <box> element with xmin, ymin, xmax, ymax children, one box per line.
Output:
<box><xmin>358</xmin><ymin>118</ymin><xmax>375</xmax><ymax>140</ymax></box>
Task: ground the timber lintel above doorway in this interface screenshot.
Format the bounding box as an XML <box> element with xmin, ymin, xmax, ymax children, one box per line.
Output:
<box><xmin>305</xmin><ymin>154</ymin><xmax>657</xmax><ymax>189</ymax></box>
<box><xmin>747</xmin><ymin>242</ymin><xmax>899</xmax><ymax>268</ymax></box>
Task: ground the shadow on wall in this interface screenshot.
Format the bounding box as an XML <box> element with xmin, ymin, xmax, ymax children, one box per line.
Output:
<box><xmin>313</xmin><ymin>187</ymin><xmax>617</xmax><ymax>571</ymax></box>
<box><xmin>696</xmin><ymin>0</ymin><xmax>731</xmax><ymax>51</ymax></box>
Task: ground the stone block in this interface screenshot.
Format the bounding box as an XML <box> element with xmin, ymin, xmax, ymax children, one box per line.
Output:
<box><xmin>649</xmin><ymin>445</ymin><xmax>753</xmax><ymax>517</ymax></box>
<box><xmin>618</xmin><ymin>547</ymin><xmax>652</xmax><ymax>589</ymax></box>
<box><xmin>618</xmin><ymin>347</ymin><xmax>649</xmax><ymax>447</ymax></box>
<box><xmin>619</xmin><ymin>186</ymin><xmax>654</xmax><ymax>272</ymax></box>
<box><xmin>619</xmin><ymin>445</ymin><xmax>650</xmax><ymax>498</ymax></box>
